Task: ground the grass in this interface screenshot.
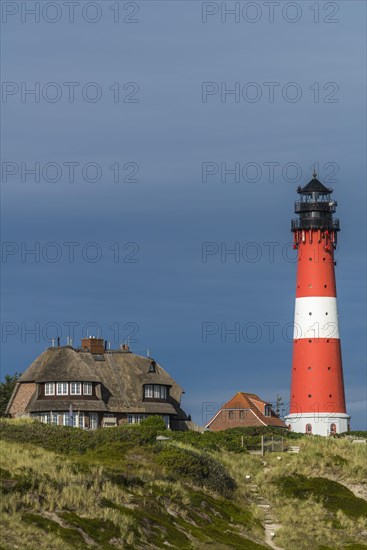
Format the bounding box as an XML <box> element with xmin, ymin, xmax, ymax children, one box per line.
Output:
<box><xmin>275</xmin><ymin>474</ymin><xmax>367</xmax><ymax>519</ymax></box>
<box><xmin>59</xmin><ymin>512</ymin><xmax>122</xmax><ymax>548</ymax></box>
<box><xmin>22</xmin><ymin>512</ymin><xmax>86</xmax><ymax>548</ymax></box>
<box><xmin>0</xmin><ymin>428</ymin><xmax>266</xmax><ymax>549</ymax></box>
<box><xmin>0</xmin><ymin>419</ymin><xmax>366</xmax><ymax>549</ymax></box>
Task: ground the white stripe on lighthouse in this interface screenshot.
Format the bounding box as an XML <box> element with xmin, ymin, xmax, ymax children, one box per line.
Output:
<box><xmin>293</xmin><ymin>296</ymin><xmax>339</xmax><ymax>340</ymax></box>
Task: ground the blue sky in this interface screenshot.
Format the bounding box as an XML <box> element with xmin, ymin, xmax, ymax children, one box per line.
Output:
<box><xmin>1</xmin><ymin>0</ymin><xmax>366</xmax><ymax>429</ymax></box>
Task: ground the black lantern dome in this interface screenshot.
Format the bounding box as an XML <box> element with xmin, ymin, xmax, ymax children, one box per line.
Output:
<box><xmin>291</xmin><ymin>171</ymin><xmax>340</xmax><ymax>232</ymax></box>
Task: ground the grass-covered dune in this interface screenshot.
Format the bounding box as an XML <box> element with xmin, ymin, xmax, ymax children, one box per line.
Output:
<box><xmin>0</xmin><ymin>418</ymin><xmax>366</xmax><ymax>550</ymax></box>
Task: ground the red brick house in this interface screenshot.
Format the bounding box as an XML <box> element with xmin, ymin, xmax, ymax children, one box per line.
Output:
<box><xmin>6</xmin><ymin>337</ymin><xmax>188</xmax><ymax>430</ymax></box>
<box><xmin>205</xmin><ymin>392</ymin><xmax>287</xmax><ymax>431</ymax></box>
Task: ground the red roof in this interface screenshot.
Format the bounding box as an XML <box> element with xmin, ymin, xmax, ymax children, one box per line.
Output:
<box><xmin>206</xmin><ymin>392</ymin><xmax>286</xmax><ymax>429</ymax></box>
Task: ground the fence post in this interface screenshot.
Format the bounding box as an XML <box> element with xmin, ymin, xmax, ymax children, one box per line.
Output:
<box><xmin>261</xmin><ymin>435</ymin><xmax>264</xmax><ymax>456</ymax></box>
<box><xmin>241</xmin><ymin>435</ymin><xmax>244</xmax><ymax>448</ymax></box>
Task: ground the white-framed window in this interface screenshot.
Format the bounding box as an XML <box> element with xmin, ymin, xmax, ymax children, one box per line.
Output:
<box><xmin>51</xmin><ymin>413</ymin><xmax>58</xmax><ymax>425</ymax></box>
<box><xmin>70</xmin><ymin>382</ymin><xmax>82</xmax><ymax>395</ymax></box>
<box><xmin>89</xmin><ymin>412</ymin><xmax>98</xmax><ymax>430</ymax></box>
<box><xmin>79</xmin><ymin>413</ymin><xmax>84</xmax><ymax>429</ymax></box>
<box><xmin>83</xmin><ymin>382</ymin><xmax>92</xmax><ymax>395</ymax></box>
<box><xmin>57</xmin><ymin>382</ymin><xmax>68</xmax><ymax>395</ymax></box>
<box><xmin>40</xmin><ymin>413</ymin><xmax>50</xmax><ymax>424</ymax></box>
<box><xmin>154</xmin><ymin>385</ymin><xmax>167</xmax><ymax>399</ymax></box>
<box><xmin>45</xmin><ymin>383</ymin><xmax>55</xmax><ymax>396</ymax></box>
<box><xmin>61</xmin><ymin>412</ymin><xmax>83</xmax><ymax>428</ymax></box>
<box><xmin>144</xmin><ymin>385</ymin><xmax>167</xmax><ymax>400</ymax></box>
<box><xmin>144</xmin><ymin>385</ymin><xmax>153</xmax><ymax>398</ymax></box>
<box><xmin>128</xmin><ymin>414</ymin><xmax>147</xmax><ymax>424</ymax></box>
<box><xmin>72</xmin><ymin>412</ymin><xmax>84</xmax><ymax>428</ymax></box>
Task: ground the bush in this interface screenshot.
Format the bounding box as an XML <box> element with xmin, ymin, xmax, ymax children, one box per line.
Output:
<box><xmin>0</xmin><ymin>419</ymin><xmax>144</xmax><ymax>455</ymax></box>
<box><xmin>138</xmin><ymin>416</ymin><xmax>166</xmax><ymax>443</ymax></box>
<box><xmin>157</xmin><ymin>444</ymin><xmax>236</xmax><ymax>497</ymax></box>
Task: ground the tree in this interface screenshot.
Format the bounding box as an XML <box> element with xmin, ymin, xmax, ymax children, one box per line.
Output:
<box><xmin>0</xmin><ymin>373</ymin><xmax>19</xmax><ymax>416</ymax></box>
<box><xmin>275</xmin><ymin>394</ymin><xmax>285</xmax><ymax>418</ymax></box>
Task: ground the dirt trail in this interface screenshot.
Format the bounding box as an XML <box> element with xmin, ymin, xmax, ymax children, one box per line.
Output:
<box><xmin>247</xmin><ymin>482</ymin><xmax>284</xmax><ymax>550</ymax></box>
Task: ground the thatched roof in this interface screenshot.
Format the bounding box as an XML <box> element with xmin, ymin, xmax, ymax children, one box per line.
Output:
<box><xmin>19</xmin><ymin>347</ymin><xmax>101</xmax><ymax>383</ymax></box>
<box><xmin>17</xmin><ymin>346</ymin><xmax>186</xmax><ymax>418</ymax></box>
<box><xmin>27</xmin><ymin>398</ymin><xmax>108</xmax><ymax>413</ymax></box>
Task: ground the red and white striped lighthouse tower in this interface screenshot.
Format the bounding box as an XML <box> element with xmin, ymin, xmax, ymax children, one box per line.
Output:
<box><xmin>284</xmin><ymin>173</ymin><xmax>350</xmax><ymax>436</ymax></box>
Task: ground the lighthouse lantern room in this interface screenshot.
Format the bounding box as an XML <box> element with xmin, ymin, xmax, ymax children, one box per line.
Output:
<box><xmin>284</xmin><ymin>172</ymin><xmax>350</xmax><ymax>436</ymax></box>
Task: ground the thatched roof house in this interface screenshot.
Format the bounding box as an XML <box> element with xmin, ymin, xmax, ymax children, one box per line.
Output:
<box><xmin>6</xmin><ymin>338</ymin><xmax>188</xmax><ymax>430</ymax></box>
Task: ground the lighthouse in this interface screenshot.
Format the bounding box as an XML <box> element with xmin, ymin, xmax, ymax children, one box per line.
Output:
<box><xmin>284</xmin><ymin>173</ymin><xmax>350</xmax><ymax>436</ymax></box>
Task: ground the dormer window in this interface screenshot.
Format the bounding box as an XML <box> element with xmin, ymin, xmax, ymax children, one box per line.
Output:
<box><xmin>44</xmin><ymin>381</ymin><xmax>93</xmax><ymax>397</ymax></box>
<box><xmin>83</xmin><ymin>382</ymin><xmax>92</xmax><ymax>395</ymax></box>
<box><xmin>148</xmin><ymin>361</ymin><xmax>156</xmax><ymax>373</ymax></box>
<box><xmin>45</xmin><ymin>383</ymin><xmax>55</xmax><ymax>396</ymax></box>
<box><xmin>70</xmin><ymin>382</ymin><xmax>82</xmax><ymax>395</ymax></box>
<box><xmin>57</xmin><ymin>382</ymin><xmax>68</xmax><ymax>395</ymax></box>
<box><xmin>145</xmin><ymin>384</ymin><xmax>153</xmax><ymax>398</ymax></box>
<box><xmin>264</xmin><ymin>404</ymin><xmax>272</xmax><ymax>416</ymax></box>
<box><xmin>144</xmin><ymin>384</ymin><xmax>168</xmax><ymax>400</ymax></box>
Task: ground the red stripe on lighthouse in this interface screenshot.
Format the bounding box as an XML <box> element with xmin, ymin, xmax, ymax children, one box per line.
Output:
<box><xmin>295</xmin><ymin>237</ymin><xmax>337</xmax><ymax>298</ymax></box>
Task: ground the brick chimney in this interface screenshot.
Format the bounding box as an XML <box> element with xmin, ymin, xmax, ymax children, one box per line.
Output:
<box><xmin>81</xmin><ymin>337</ymin><xmax>105</xmax><ymax>354</ymax></box>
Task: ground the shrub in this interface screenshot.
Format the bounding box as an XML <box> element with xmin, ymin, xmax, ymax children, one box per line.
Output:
<box><xmin>0</xmin><ymin>419</ymin><xmax>152</xmax><ymax>455</ymax></box>
<box><xmin>138</xmin><ymin>416</ymin><xmax>166</xmax><ymax>443</ymax></box>
<box><xmin>157</xmin><ymin>444</ymin><xmax>236</xmax><ymax>497</ymax></box>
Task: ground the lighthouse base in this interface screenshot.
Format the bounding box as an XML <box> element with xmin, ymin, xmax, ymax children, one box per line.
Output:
<box><xmin>284</xmin><ymin>412</ymin><xmax>350</xmax><ymax>437</ymax></box>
